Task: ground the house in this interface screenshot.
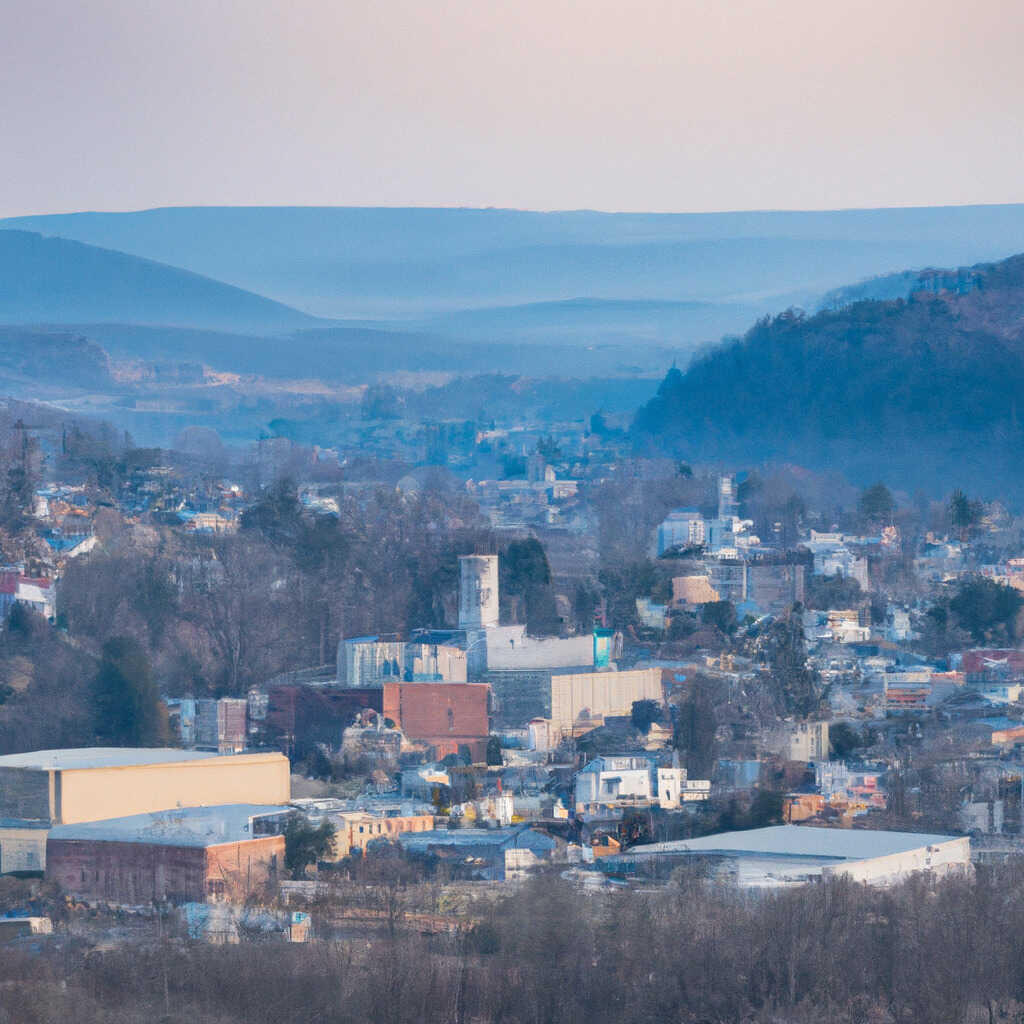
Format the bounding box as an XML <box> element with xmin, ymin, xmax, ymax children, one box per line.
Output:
<box><xmin>574</xmin><ymin>756</ymin><xmax>710</xmax><ymax>812</ymax></box>
<box><xmin>0</xmin><ymin>568</ymin><xmax>56</xmax><ymax>620</ymax></box>
<box><xmin>0</xmin><ymin>748</ymin><xmax>290</xmax><ymax>873</ymax></box>
<box><xmin>46</xmin><ymin>804</ymin><xmax>287</xmax><ymax>904</ymax></box>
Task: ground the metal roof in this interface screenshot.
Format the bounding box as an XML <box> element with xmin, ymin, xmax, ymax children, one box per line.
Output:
<box><xmin>48</xmin><ymin>804</ymin><xmax>288</xmax><ymax>847</ymax></box>
<box><xmin>0</xmin><ymin>748</ymin><xmax>222</xmax><ymax>771</ymax></box>
<box><xmin>397</xmin><ymin>827</ymin><xmax>556</xmax><ymax>853</ymax></box>
<box><xmin>618</xmin><ymin>825</ymin><xmax>960</xmax><ymax>861</ymax></box>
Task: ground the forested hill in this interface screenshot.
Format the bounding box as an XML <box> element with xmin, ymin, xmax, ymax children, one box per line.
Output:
<box><xmin>633</xmin><ymin>253</ymin><xmax>1024</xmax><ymax>498</ymax></box>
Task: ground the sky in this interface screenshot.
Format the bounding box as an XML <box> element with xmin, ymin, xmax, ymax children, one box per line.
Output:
<box><xmin>2</xmin><ymin>0</ymin><xmax>1024</xmax><ymax>218</ymax></box>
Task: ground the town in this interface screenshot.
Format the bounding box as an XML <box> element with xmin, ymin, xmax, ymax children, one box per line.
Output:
<box><xmin>2</xmin><ymin>397</ymin><xmax>1022</xmax><ymax>942</ymax></box>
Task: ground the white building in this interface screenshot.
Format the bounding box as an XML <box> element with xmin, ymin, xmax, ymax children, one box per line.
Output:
<box><xmin>458</xmin><ymin>555</ymin><xmax>499</xmax><ymax>629</ymax></box>
<box><xmin>575</xmin><ymin>756</ymin><xmax>709</xmax><ymax>812</ymax></box>
<box><xmin>657</xmin><ymin>766</ymin><xmax>711</xmax><ymax>808</ymax></box>
<box><xmin>656</xmin><ymin>509</ymin><xmax>705</xmax><ymax>555</ymax></box>
<box><xmin>600</xmin><ymin>825</ymin><xmax>971</xmax><ymax>888</ymax></box>
<box><xmin>338</xmin><ymin>636</ymin><xmax>406</xmax><ymax>687</ymax></box>
<box><xmin>574</xmin><ymin>756</ymin><xmax>653</xmax><ymax>810</ymax></box>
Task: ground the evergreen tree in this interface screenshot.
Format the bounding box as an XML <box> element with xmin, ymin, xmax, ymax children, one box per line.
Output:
<box><xmin>90</xmin><ymin>636</ymin><xmax>166</xmax><ymax>746</ymax></box>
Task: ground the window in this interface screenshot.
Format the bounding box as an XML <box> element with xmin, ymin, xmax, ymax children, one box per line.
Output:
<box><xmin>447</xmin><ymin>708</ymin><xmax>455</xmax><ymax>731</ymax></box>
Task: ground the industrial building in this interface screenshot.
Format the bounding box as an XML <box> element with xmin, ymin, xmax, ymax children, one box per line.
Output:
<box><xmin>549</xmin><ymin>667</ymin><xmax>663</xmax><ymax>738</ymax></box>
<box><xmin>598</xmin><ymin>825</ymin><xmax>971</xmax><ymax>887</ymax></box>
<box><xmin>381</xmin><ymin>682</ymin><xmax>491</xmax><ymax>761</ymax></box>
<box><xmin>337</xmin><ymin>636</ymin><xmax>468</xmax><ymax>687</ymax></box>
<box><xmin>263</xmin><ymin>685</ymin><xmax>382</xmax><ymax>752</ymax></box>
<box><xmin>46</xmin><ymin>804</ymin><xmax>287</xmax><ymax>904</ymax></box>
<box><xmin>0</xmin><ymin>748</ymin><xmax>290</xmax><ymax>873</ymax></box>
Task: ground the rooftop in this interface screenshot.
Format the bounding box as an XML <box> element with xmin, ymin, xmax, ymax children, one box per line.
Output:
<box><xmin>49</xmin><ymin>804</ymin><xmax>288</xmax><ymax>847</ymax></box>
<box><xmin>397</xmin><ymin>827</ymin><xmax>557</xmax><ymax>853</ymax></box>
<box><xmin>616</xmin><ymin>825</ymin><xmax>959</xmax><ymax>861</ymax></box>
<box><xmin>0</xmin><ymin>748</ymin><xmax>223</xmax><ymax>771</ymax></box>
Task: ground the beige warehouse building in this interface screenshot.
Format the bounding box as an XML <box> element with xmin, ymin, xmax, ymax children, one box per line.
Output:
<box><xmin>549</xmin><ymin>668</ymin><xmax>663</xmax><ymax>738</ymax></box>
<box><xmin>0</xmin><ymin>748</ymin><xmax>290</xmax><ymax>873</ymax></box>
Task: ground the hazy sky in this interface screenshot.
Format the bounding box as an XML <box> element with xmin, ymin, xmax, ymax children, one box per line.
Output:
<box><xmin>3</xmin><ymin>0</ymin><xmax>1023</xmax><ymax>217</ymax></box>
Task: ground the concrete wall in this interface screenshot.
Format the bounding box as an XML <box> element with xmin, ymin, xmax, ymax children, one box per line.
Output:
<box><xmin>550</xmin><ymin>668</ymin><xmax>663</xmax><ymax>736</ymax></box>
<box><xmin>486</xmin><ymin>626</ymin><xmax>594</xmax><ymax>670</ymax></box>
<box><xmin>824</xmin><ymin>837</ymin><xmax>971</xmax><ymax>885</ymax></box>
<box><xmin>0</xmin><ymin>826</ymin><xmax>49</xmax><ymax>873</ymax></box>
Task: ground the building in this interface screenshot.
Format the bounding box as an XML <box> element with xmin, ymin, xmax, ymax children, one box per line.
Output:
<box><xmin>672</xmin><ymin>575</ymin><xmax>720</xmax><ymax>607</ymax></box>
<box><xmin>381</xmin><ymin>682</ymin><xmax>490</xmax><ymax>761</ymax></box>
<box><xmin>405</xmin><ymin>642</ymin><xmax>467</xmax><ymax>682</ymax></box>
<box><xmin>262</xmin><ymin>685</ymin><xmax>383</xmax><ymax>752</ymax></box>
<box><xmin>395</xmin><ymin>826</ymin><xmax>557</xmax><ymax>881</ymax></box>
<box><xmin>458</xmin><ymin>554</ymin><xmax>499</xmax><ymax>629</ymax></box>
<box><xmin>337</xmin><ymin>636</ymin><xmax>468</xmax><ymax>686</ymax></box>
<box><xmin>0</xmin><ymin>748</ymin><xmax>290</xmax><ymax>873</ymax></box>
<box><xmin>959</xmin><ymin>649</ymin><xmax>1024</xmax><ymax>684</ymax></box>
<box><xmin>657</xmin><ymin>766</ymin><xmax>711</xmax><ymax>808</ymax></box>
<box><xmin>574</xmin><ymin>756</ymin><xmax>653</xmax><ymax>810</ymax></box>
<box><xmin>549</xmin><ymin>668</ymin><xmax>663</xmax><ymax>738</ymax></box>
<box><xmin>322</xmin><ymin>810</ymin><xmax>435</xmax><ymax>859</ymax></box>
<box><xmin>762</xmin><ymin>721</ymin><xmax>830</xmax><ymax>762</ymax></box>
<box><xmin>598</xmin><ymin>825</ymin><xmax>971</xmax><ymax>887</ymax></box>
<box><xmin>745</xmin><ymin>564</ymin><xmax>806</xmax><ymax>616</ymax></box>
<box><xmin>656</xmin><ymin>509</ymin><xmax>705</xmax><ymax>555</ymax></box>
<box><xmin>0</xmin><ymin>569</ymin><xmax>56</xmax><ymax>620</ymax></box>
<box><xmin>167</xmin><ymin>698</ymin><xmax>248</xmax><ymax>752</ymax></box>
<box><xmin>0</xmin><ymin>916</ymin><xmax>52</xmax><ymax>943</ymax></box>
<box><xmin>574</xmin><ymin>756</ymin><xmax>710</xmax><ymax>812</ymax></box>
<box><xmin>338</xmin><ymin>636</ymin><xmax>406</xmax><ymax>687</ymax></box>
<box><xmin>484</xmin><ymin>625</ymin><xmax>595</xmax><ymax>672</ymax></box>
<box><xmin>46</xmin><ymin>804</ymin><xmax>286</xmax><ymax>904</ymax></box>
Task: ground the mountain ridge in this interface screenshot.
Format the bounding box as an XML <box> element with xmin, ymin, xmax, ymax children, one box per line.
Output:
<box><xmin>0</xmin><ymin>229</ymin><xmax>319</xmax><ymax>330</ymax></box>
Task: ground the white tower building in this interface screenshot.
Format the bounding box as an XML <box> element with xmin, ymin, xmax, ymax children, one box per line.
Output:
<box><xmin>458</xmin><ymin>555</ymin><xmax>499</xmax><ymax>629</ymax></box>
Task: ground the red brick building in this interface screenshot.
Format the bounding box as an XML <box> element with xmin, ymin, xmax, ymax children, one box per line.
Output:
<box><xmin>46</xmin><ymin>804</ymin><xmax>285</xmax><ymax>904</ymax></box>
<box><xmin>382</xmin><ymin>682</ymin><xmax>490</xmax><ymax>761</ymax></box>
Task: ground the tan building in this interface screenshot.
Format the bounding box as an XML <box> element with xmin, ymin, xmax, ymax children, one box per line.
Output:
<box><xmin>672</xmin><ymin>575</ymin><xmax>720</xmax><ymax>606</ymax></box>
<box><xmin>329</xmin><ymin>811</ymin><xmax>435</xmax><ymax>859</ymax></box>
<box><xmin>549</xmin><ymin>668</ymin><xmax>663</xmax><ymax>738</ymax></box>
<box><xmin>0</xmin><ymin>748</ymin><xmax>290</xmax><ymax>873</ymax></box>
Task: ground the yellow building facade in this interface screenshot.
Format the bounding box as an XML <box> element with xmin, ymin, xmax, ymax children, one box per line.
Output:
<box><xmin>0</xmin><ymin>748</ymin><xmax>290</xmax><ymax>872</ymax></box>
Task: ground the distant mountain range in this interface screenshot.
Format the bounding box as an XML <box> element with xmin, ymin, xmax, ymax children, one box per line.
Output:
<box><xmin>5</xmin><ymin>204</ymin><xmax>1024</xmax><ymax>322</ymax></box>
<box><xmin>0</xmin><ymin>230</ymin><xmax>316</xmax><ymax>330</ymax></box>
<box><xmin>634</xmin><ymin>252</ymin><xmax>1024</xmax><ymax>498</ymax></box>
<box><xmin>3</xmin><ymin>204</ymin><xmax>1024</xmax><ymax>386</ymax></box>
